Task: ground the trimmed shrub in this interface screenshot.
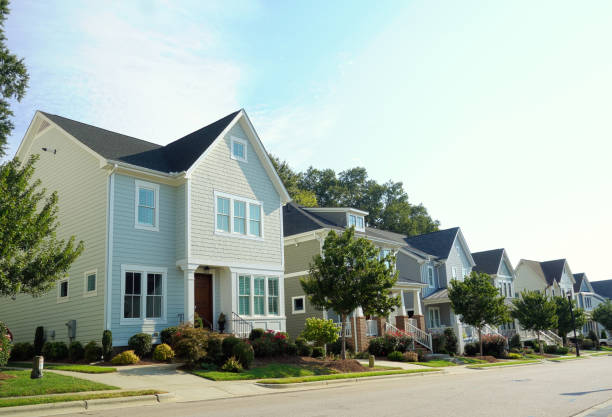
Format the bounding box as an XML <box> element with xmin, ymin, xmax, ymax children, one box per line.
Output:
<box><xmin>34</xmin><ymin>326</ymin><xmax>45</xmax><ymax>355</ymax></box>
<box><xmin>311</xmin><ymin>346</ymin><xmax>324</xmax><ymax>358</ymax></box>
<box><xmin>383</xmin><ymin>333</ymin><xmax>400</xmax><ymax>354</ymax></box>
<box><xmin>0</xmin><ymin>322</ymin><xmax>11</xmax><ymax>366</ymax></box>
<box><xmin>387</xmin><ymin>351</ymin><xmax>404</xmax><ymax>362</ymax></box>
<box><xmin>295</xmin><ymin>338</ymin><xmax>312</xmax><ymax>357</ymax></box>
<box><xmin>111</xmin><ymin>350</ymin><xmax>140</xmax><ymax>365</ymax></box>
<box><xmin>557</xmin><ymin>346</ymin><xmax>569</xmax><ymax>355</ymax></box>
<box><xmin>128</xmin><ymin>333</ymin><xmax>152</xmax><ymax>357</ymax></box>
<box><xmin>524</xmin><ymin>348</ymin><xmax>534</xmax><ymax>355</ymax></box>
<box><xmin>404</xmin><ymin>351</ymin><xmax>418</xmax><ymax>362</ymax></box>
<box><xmin>42</xmin><ymin>341</ymin><xmax>69</xmax><ymax>361</ymax></box>
<box><xmin>588</xmin><ymin>330</ymin><xmax>599</xmax><ymax>343</ymax></box>
<box><xmin>464</xmin><ymin>342</ymin><xmax>478</xmax><ymax>356</ymax></box>
<box><xmin>153</xmin><ymin>343</ymin><xmax>175</xmax><ymax>362</ymax></box>
<box><xmin>175</xmin><ymin>338</ymin><xmax>205</xmax><ymax>367</ymax></box>
<box><xmin>84</xmin><ymin>341</ymin><xmax>102</xmax><ymax>362</ymax></box>
<box><xmin>544</xmin><ymin>345</ymin><xmax>558</xmax><ymax>354</ymax></box>
<box><xmin>396</xmin><ymin>335</ymin><xmax>414</xmax><ymax>353</ymax></box>
<box><xmin>232</xmin><ymin>341</ymin><xmax>254</xmax><ymax>369</ymax></box>
<box><xmin>602</xmin><ymin>330</ymin><xmax>607</xmax><ymax>339</ymax></box>
<box><xmin>444</xmin><ymin>328</ymin><xmax>458</xmax><ymax>356</ymax></box>
<box><xmin>301</xmin><ymin>318</ymin><xmax>338</xmax><ymax>349</ymax></box>
<box><xmin>251</xmin><ymin>335</ymin><xmax>275</xmax><ymax>357</ymax></box>
<box><xmin>250</xmin><ymin>330</ymin><xmax>292</xmax><ymax>357</ymax></box>
<box><xmin>102</xmin><ymin>330</ymin><xmax>113</xmax><ymax>360</ymax></box>
<box><xmin>432</xmin><ymin>333</ymin><xmax>447</xmax><ymax>354</ymax></box>
<box><xmin>286</xmin><ymin>341</ymin><xmax>298</xmax><ymax>356</ymax></box>
<box><xmin>507</xmin><ymin>352</ymin><xmax>522</xmax><ymax>359</ymax></box>
<box><xmin>194</xmin><ymin>313</ymin><xmax>204</xmax><ymax>329</ymax></box>
<box><xmin>417</xmin><ymin>349</ymin><xmax>426</xmax><ymax>362</ymax></box>
<box><xmin>368</xmin><ymin>337</ymin><xmax>385</xmax><ymax>356</ymax></box>
<box><xmin>205</xmin><ymin>334</ymin><xmax>224</xmax><ymax>365</ymax></box>
<box><xmin>327</xmin><ymin>338</ymin><xmax>354</xmax><ymax>356</ymax></box>
<box><xmin>221</xmin><ymin>356</ymin><xmax>243</xmax><ymax>373</ymax></box>
<box><xmin>9</xmin><ymin>342</ymin><xmax>34</xmax><ymax>361</ymax></box>
<box><xmin>248</xmin><ymin>328</ymin><xmax>265</xmax><ymax>341</ymax></box>
<box><xmin>68</xmin><ymin>341</ymin><xmax>84</xmax><ymax>362</ymax></box>
<box><xmin>161</xmin><ymin>327</ymin><xmax>178</xmax><ymax>346</ymax></box>
<box><xmin>481</xmin><ymin>334</ymin><xmax>507</xmax><ymax>358</ymax></box>
<box><xmin>221</xmin><ymin>336</ymin><xmax>241</xmax><ymax>360</ymax></box>
<box><xmin>509</xmin><ymin>334</ymin><xmax>521</xmax><ymax>350</ymax></box>
<box><xmin>582</xmin><ymin>338</ymin><xmax>594</xmax><ymax>349</ymax></box>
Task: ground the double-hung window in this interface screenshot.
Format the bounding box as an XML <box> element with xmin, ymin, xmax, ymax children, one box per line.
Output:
<box><xmin>57</xmin><ymin>278</ymin><xmax>69</xmax><ymax>302</ymax></box>
<box><xmin>214</xmin><ymin>192</ymin><xmax>263</xmax><ymax>238</ymax></box>
<box><xmin>427</xmin><ymin>267</ymin><xmax>435</xmax><ymax>287</ymax></box>
<box><xmin>121</xmin><ymin>266</ymin><xmax>166</xmax><ymax>323</ymax></box>
<box><xmin>236</xmin><ymin>275</ymin><xmax>280</xmax><ymax>316</ymax></box>
<box><xmin>348</xmin><ymin>213</ymin><xmax>365</xmax><ymax>232</ymax></box>
<box><xmin>124</xmin><ymin>272</ymin><xmax>141</xmax><ymax>319</ymax></box>
<box><xmin>231</xmin><ymin>136</ymin><xmax>247</xmax><ymax>162</ymax></box>
<box><xmin>428</xmin><ymin>307</ymin><xmax>441</xmax><ymax>328</ymax></box>
<box><xmin>84</xmin><ymin>270</ymin><xmax>97</xmax><ymax>297</ymax></box>
<box><xmin>146</xmin><ymin>273</ymin><xmax>163</xmax><ymax>318</ymax></box>
<box><xmin>239</xmin><ymin>275</ymin><xmax>251</xmax><ymax>315</ymax></box>
<box><xmin>268</xmin><ymin>277</ymin><xmax>279</xmax><ymax>315</ymax></box>
<box><xmin>253</xmin><ymin>276</ymin><xmax>265</xmax><ymax>315</ymax></box>
<box><xmin>135</xmin><ymin>180</ymin><xmax>159</xmax><ymax>231</ymax></box>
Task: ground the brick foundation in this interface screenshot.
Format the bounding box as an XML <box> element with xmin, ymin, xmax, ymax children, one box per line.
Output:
<box><xmin>412</xmin><ymin>315</ymin><xmax>426</xmax><ymax>330</ymax></box>
<box><xmin>375</xmin><ymin>317</ymin><xmax>386</xmax><ymax>336</ymax></box>
<box><xmin>354</xmin><ymin>317</ymin><xmax>368</xmax><ymax>352</ymax></box>
<box><xmin>395</xmin><ymin>316</ymin><xmax>410</xmax><ymax>332</ymax></box>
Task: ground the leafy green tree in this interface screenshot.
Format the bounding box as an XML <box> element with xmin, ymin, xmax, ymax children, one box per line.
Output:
<box><xmin>448</xmin><ymin>271</ymin><xmax>510</xmax><ymax>356</ymax></box>
<box><xmin>553</xmin><ymin>296</ymin><xmax>586</xmax><ymax>346</ymax></box>
<box><xmin>0</xmin><ymin>156</ymin><xmax>84</xmax><ymax>297</ymax></box>
<box><xmin>268</xmin><ymin>154</ymin><xmax>317</xmax><ymax>207</ymax></box>
<box><xmin>592</xmin><ymin>300</ymin><xmax>612</xmax><ymax>335</ymax></box>
<box><xmin>301</xmin><ymin>317</ymin><xmax>338</xmax><ymax>356</ymax></box>
<box><xmin>0</xmin><ymin>0</ymin><xmax>29</xmax><ymax>157</ymax></box>
<box><xmin>511</xmin><ymin>291</ymin><xmax>558</xmax><ymax>356</ymax></box>
<box><xmin>301</xmin><ymin>227</ymin><xmax>400</xmax><ymax>359</ymax></box>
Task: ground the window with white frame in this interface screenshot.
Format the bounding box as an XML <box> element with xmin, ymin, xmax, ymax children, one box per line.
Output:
<box><xmin>451</xmin><ymin>267</ymin><xmax>457</xmax><ymax>279</ymax></box>
<box><xmin>236</xmin><ymin>275</ymin><xmax>280</xmax><ymax>316</ymax></box>
<box><xmin>462</xmin><ymin>267</ymin><xmax>469</xmax><ymax>278</ymax></box>
<box><xmin>84</xmin><ymin>270</ymin><xmax>97</xmax><ymax>297</ymax></box>
<box><xmin>121</xmin><ymin>266</ymin><xmax>167</xmax><ymax>323</ymax></box>
<box><xmin>268</xmin><ymin>277</ymin><xmax>279</xmax><ymax>315</ymax></box>
<box><xmin>427</xmin><ymin>266</ymin><xmax>435</xmax><ymax>287</ymax></box>
<box><xmin>253</xmin><ymin>276</ymin><xmax>265</xmax><ymax>315</ymax></box>
<box><xmin>230</xmin><ymin>136</ymin><xmax>247</xmax><ymax>162</ymax></box>
<box><xmin>348</xmin><ymin>213</ymin><xmax>365</xmax><ymax>232</ymax></box>
<box><xmin>57</xmin><ymin>278</ymin><xmax>69</xmax><ymax>302</ymax></box>
<box><xmin>135</xmin><ymin>180</ymin><xmax>159</xmax><ymax>231</ymax></box>
<box><xmin>379</xmin><ymin>248</ymin><xmax>392</xmax><ymax>269</ymax></box>
<box><xmin>428</xmin><ymin>307</ymin><xmax>441</xmax><ymax>328</ymax></box>
<box><xmin>292</xmin><ymin>296</ymin><xmax>305</xmax><ymax>314</ymax></box>
<box><xmin>214</xmin><ymin>192</ymin><xmax>264</xmax><ymax>238</ymax></box>
<box><xmin>239</xmin><ymin>275</ymin><xmax>251</xmax><ymax>315</ymax></box>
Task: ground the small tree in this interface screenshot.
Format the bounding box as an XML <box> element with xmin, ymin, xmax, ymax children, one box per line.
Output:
<box><xmin>553</xmin><ymin>296</ymin><xmax>586</xmax><ymax>346</ymax></box>
<box><xmin>301</xmin><ymin>317</ymin><xmax>338</xmax><ymax>356</ymax></box>
<box><xmin>0</xmin><ymin>156</ymin><xmax>84</xmax><ymax>298</ymax></box>
<box><xmin>512</xmin><ymin>291</ymin><xmax>557</xmax><ymax>356</ymax></box>
<box><xmin>301</xmin><ymin>227</ymin><xmax>400</xmax><ymax>359</ymax></box>
<box><xmin>448</xmin><ymin>271</ymin><xmax>510</xmax><ymax>357</ymax></box>
<box><xmin>592</xmin><ymin>300</ymin><xmax>612</xmax><ymax>336</ymax></box>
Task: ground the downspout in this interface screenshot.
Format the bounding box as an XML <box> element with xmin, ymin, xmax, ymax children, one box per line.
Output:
<box><xmin>104</xmin><ymin>164</ymin><xmax>117</xmax><ymax>331</ymax></box>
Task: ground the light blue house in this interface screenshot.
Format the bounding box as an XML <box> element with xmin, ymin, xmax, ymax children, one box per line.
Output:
<box><xmin>2</xmin><ymin>109</ymin><xmax>291</xmax><ymax>346</ymax></box>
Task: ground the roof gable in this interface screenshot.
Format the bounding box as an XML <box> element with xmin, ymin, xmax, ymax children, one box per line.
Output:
<box><xmin>592</xmin><ymin>279</ymin><xmax>612</xmax><ymax>300</ymax></box>
<box><xmin>472</xmin><ymin>249</ymin><xmax>504</xmax><ymax>275</ymax></box>
<box><xmin>540</xmin><ymin>259</ymin><xmax>567</xmax><ymax>286</ymax></box>
<box><xmin>404</xmin><ymin>227</ymin><xmax>460</xmax><ymax>259</ymax></box>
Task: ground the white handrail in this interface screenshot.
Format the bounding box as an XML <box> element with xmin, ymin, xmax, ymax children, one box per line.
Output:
<box><xmin>333</xmin><ymin>322</ymin><xmax>352</xmax><ymax>337</ymax></box>
<box><xmin>231</xmin><ymin>312</ymin><xmax>253</xmax><ymax>338</ymax></box>
<box><xmin>385</xmin><ymin>321</ymin><xmax>433</xmax><ymax>352</ymax></box>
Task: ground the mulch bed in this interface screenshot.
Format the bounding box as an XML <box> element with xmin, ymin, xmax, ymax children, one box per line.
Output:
<box><xmin>252</xmin><ymin>356</ymin><xmax>367</xmax><ymax>373</ymax></box>
<box><xmin>471</xmin><ymin>356</ymin><xmax>497</xmax><ymax>363</ymax></box>
<box><xmin>0</xmin><ymin>373</ymin><xmax>17</xmax><ymax>380</ymax></box>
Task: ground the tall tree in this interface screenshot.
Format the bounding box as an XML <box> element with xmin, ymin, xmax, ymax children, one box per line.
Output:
<box><xmin>553</xmin><ymin>296</ymin><xmax>586</xmax><ymax>346</ymax></box>
<box><xmin>511</xmin><ymin>291</ymin><xmax>558</xmax><ymax>356</ymax></box>
<box><xmin>448</xmin><ymin>271</ymin><xmax>510</xmax><ymax>356</ymax></box>
<box><xmin>0</xmin><ymin>0</ymin><xmax>29</xmax><ymax>157</ymax></box>
<box><xmin>0</xmin><ymin>156</ymin><xmax>84</xmax><ymax>297</ymax></box>
<box><xmin>268</xmin><ymin>154</ymin><xmax>317</xmax><ymax>207</ymax></box>
<box><xmin>592</xmin><ymin>300</ymin><xmax>612</xmax><ymax>335</ymax></box>
<box><xmin>301</xmin><ymin>227</ymin><xmax>400</xmax><ymax>359</ymax></box>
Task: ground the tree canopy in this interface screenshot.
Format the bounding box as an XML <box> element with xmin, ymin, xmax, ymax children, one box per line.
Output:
<box><xmin>448</xmin><ymin>271</ymin><xmax>510</xmax><ymax>356</ymax></box>
<box><xmin>511</xmin><ymin>291</ymin><xmax>558</xmax><ymax>355</ymax></box>
<box><xmin>0</xmin><ymin>156</ymin><xmax>84</xmax><ymax>297</ymax></box>
<box><xmin>0</xmin><ymin>1</ymin><xmax>29</xmax><ymax>157</ymax></box>
<box><xmin>300</xmin><ymin>227</ymin><xmax>400</xmax><ymax>358</ymax></box>
<box><xmin>269</xmin><ymin>155</ymin><xmax>439</xmax><ymax>236</ymax></box>
<box><xmin>592</xmin><ymin>300</ymin><xmax>612</xmax><ymax>333</ymax></box>
<box><xmin>553</xmin><ymin>296</ymin><xmax>586</xmax><ymax>345</ymax></box>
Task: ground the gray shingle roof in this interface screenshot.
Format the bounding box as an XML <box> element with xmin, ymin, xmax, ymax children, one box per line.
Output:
<box><xmin>423</xmin><ymin>288</ymin><xmax>448</xmax><ymax>301</ymax></box>
<box><xmin>591</xmin><ymin>279</ymin><xmax>612</xmax><ymax>300</ymax></box>
<box><xmin>573</xmin><ymin>273</ymin><xmax>586</xmax><ymax>293</ymax></box>
<box><xmin>539</xmin><ymin>259</ymin><xmax>566</xmax><ymax>287</ymax></box>
<box><xmin>403</xmin><ymin>228</ymin><xmax>459</xmax><ymax>260</ymax></box>
<box><xmin>41</xmin><ymin>110</ymin><xmax>241</xmax><ymax>173</ymax></box>
<box><xmin>472</xmin><ymin>249</ymin><xmax>504</xmax><ymax>275</ymax></box>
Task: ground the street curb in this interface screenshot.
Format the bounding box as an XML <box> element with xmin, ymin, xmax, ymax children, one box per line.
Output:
<box><xmin>466</xmin><ymin>361</ymin><xmax>541</xmax><ymax>370</ymax></box>
<box><xmin>0</xmin><ymin>393</ymin><xmax>176</xmax><ymax>417</ymax></box>
<box><xmin>255</xmin><ymin>370</ymin><xmax>443</xmax><ymax>389</ymax></box>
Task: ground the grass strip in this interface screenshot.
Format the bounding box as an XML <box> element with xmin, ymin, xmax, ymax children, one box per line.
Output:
<box><xmin>467</xmin><ymin>360</ymin><xmax>540</xmax><ymax>369</ymax></box>
<box><xmin>192</xmin><ymin>363</ymin><xmax>334</xmax><ymax>381</ymax></box>
<box><xmin>0</xmin><ymin>370</ymin><xmax>117</xmax><ymax>397</ymax></box>
<box><xmin>257</xmin><ymin>369</ymin><xmax>438</xmax><ymax>384</ymax></box>
<box><xmin>8</xmin><ymin>363</ymin><xmax>116</xmax><ymax>374</ymax></box>
<box><xmin>588</xmin><ymin>352</ymin><xmax>612</xmax><ymax>357</ymax></box>
<box><xmin>548</xmin><ymin>356</ymin><xmax>583</xmax><ymax>362</ymax></box>
<box><xmin>0</xmin><ymin>389</ymin><xmax>161</xmax><ymax>408</ymax></box>
<box><xmin>415</xmin><ymin>360</ymin><xmax>457</xmax><ymax>367</ymax></box>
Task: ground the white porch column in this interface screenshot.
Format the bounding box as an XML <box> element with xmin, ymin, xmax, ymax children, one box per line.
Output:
<box><xmin>181</xmin><ymin>264</ymin><xmax>198</xmax><ymax>324</ymax></box>
<box><xmin>413</xmin><ymin>289</ymin><xmax>422</xmax><ymax>315</ymax></box>
<box><xmin>355</xmin><ymin>307</ymin><xmax>364</xmax><ymax>317</ymax></box>
<box><xmin>398</xmin><ymin>291</ymin><xmax>407</xmax><ymax>316</ymax></box>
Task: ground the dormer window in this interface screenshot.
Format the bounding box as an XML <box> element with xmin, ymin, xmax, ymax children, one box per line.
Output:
<box><xmin>231</xmin><ymin>136</ymin><xmax>247</xmax><ymax>162</ymax></box>
<box><xmin>348</xmin><ymin>213</ymin><xmax>365</xmax><ymax>232</ymax></box>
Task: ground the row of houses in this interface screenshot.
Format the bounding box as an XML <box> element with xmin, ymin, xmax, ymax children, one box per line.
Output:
<box><xmin>2</xmin><ymin>110</ymin><xmax>610</xmax><ymax>354</ymax></box>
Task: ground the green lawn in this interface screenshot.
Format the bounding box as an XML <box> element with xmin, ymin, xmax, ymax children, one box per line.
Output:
<box><xmin>258</xmin><ymin>369</ymin><xmax>439</xmax><ymax>384</ymax></box>
<box><xmin>0</xmin><ymin>390</ymin><xmax>161</xmax><ymax>408</ymax></box>
<box><xmin>588</xmin><ymin>352</ymin><xmax>612</xmax><ymax>357</ymax></box>
<box><xmin>467</xmin><ymin>360</ymin><xmax>540</xmax><ymax>369</ymax></box>
<box><xmin>8</xmin><ymin>362</ymin><xmax>116</xmax><ymax>374</ymax></box>
<box><xmin>192</xmin><ymin>363</ymin><xmax>334</xmax><ymax>381</ymax></box>
<box><xmin>416</xmin><ymin>360</ymin><xmax>457</xmax><ymax>367</ymax></box>
<box><xmin>548</xmin><ymin>356</ymin><xmax>582</xmax><ymax>362</ymax></box>
<box><xmin>600</xmin><ymin>346</ymin><xmax>612</xmax><ymax>352</ymax></box>
<box><xmin>456</xmin><ymin>357</ymin><xmax>487</xmax><ymax>365</ymax></box>
<box><xmin>0</xmin><ymin>370</ymin><xmax>118</xmax><ymax>397</ymax></box>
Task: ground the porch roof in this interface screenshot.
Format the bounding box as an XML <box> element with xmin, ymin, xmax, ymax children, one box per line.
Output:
<box><xmin>423</xmin><ymin>288</ymin><xmax>450</xmax><ymax>304</ymax></box>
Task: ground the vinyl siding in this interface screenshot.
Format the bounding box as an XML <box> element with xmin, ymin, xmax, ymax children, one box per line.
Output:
<box><xmin>189</xmin><ymin>122</ymin><xmax>282</xmax><ymax>266</ymax></box>
<box><xmin>443</xmin><ymin>236</ymin><xmax>472</xmax><ymax>287</ymax></box>
<box><xmin>110</xmin><ymin>174</ymin><xmax>184</xmax><ymax>345</ymax></box>
<box><xmin>283</xmin><ymin>275</ymin><xmax>323</xmax><ymax>338</ymax></box>
<box><xmin>284</xmin><ymin>239</ymin><xmax>320</xmax><ymax>274</ymax></box>
<box><xmin>514</xmin><ymin>262</ymin><xmax>548</xmax><ymax>294</ymax></box>
<box><xmin>175</xmin><ymin>182</ymin><xmax>186</xmax><ymax>260</ymax></box>
<box><xmin>0</xmin><ymin>125</ymin><xmax>107</xmax><ymax>343</ymax></box>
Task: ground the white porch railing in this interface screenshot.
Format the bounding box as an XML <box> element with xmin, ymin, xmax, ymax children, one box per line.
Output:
<box><xmin>385</xmin><ymin>321</ymin><xmax>433</xmax><ymax>352</ymax></box>
<box><xmin>543</xmin><ymin>330</ymin><xmax>563</xmax><ymax>345</ymax></box>
<box><xmin>334</xmin><ymin>322</ymin><xmax>352</xmax><ymax>337</ymax></box>
<box><xmin>231</xmin><ymin>312</ymin><xmax>253</xmax><ymax>339</ymax></box>
<box><xmin>366</xmin><ymin>319</ymin><xmax>378</xmax><ymax>337</ymax></box>
<box><xmin>515</xmin><ymin>328</ymin><xmax>562</xmax><ymax>346</ymax></box>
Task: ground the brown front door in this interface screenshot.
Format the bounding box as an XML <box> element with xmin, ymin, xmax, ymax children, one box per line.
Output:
<box><xmin>194</xmin><ymin>273</ymin><xmax>213</xmax><ymax>329</ymax></box>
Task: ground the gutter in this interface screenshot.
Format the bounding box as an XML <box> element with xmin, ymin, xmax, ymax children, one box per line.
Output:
<box><xmin>105</xmin><ymin>159</ymin><xmax>186</xmax><ymax>179</ymax></box>
<box><xmin>104</xmin><ymin>164</ymin><xmax>118</xmax><ymax>331</ymax></box>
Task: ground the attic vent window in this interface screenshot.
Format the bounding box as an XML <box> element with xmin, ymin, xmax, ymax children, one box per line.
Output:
<box><xmin>231</xmin><ymin>136</ymin><xmax>247</xmax><ymax>162</ymax></box>
<box><xmin>348</xmin><ymin>214</ymin><xmax>365</xmax><ymax>232</ymax></box>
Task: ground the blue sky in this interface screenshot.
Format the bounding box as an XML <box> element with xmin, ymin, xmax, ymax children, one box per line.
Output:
<box><xmin>5</xmin><ymin>1</ymin><xmax>612</xmax><ymax>280</ymax></box>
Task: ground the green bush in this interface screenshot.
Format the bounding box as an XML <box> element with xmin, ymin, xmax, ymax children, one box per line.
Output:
<box><xmin>368</xmin><ymin>337</ymin><xmax>385</xmax><ymax>356</ymax></box>
<box><xmin>42</xmin><ymin>341</ymin><xmax>69</xmax><ymax>361</ymax></box>
<box><xmin>160</xmin><ymin>327</ymin><xmax>178</xmax><ymax>346</ymax></box>
<box><xmin>153</xmin><ymin>343</ymin><xmax>175</xmax><ymax>362</ymax></box>
<box><xmin>327</xmin><ymin>338</ymin><xmax>354</xmax><ymax>356</ymax></box>
<box><xmin>128</xmin><ymin>333</ymin><xmax>152</xmax><ymax>357</ymax></box>
<box><xmin>286</xmin><ymin>341</ymin><xmax>298</xmax><ymax>356</ymax></box>
<box><xmin>509</xmin><ymin>334</ymin><xmax>521</xmax><ymax>350</ymax></box>
<box><xmin>68</xmin><ymin>341</ymin><xmax>84</xmax><ymax>362</ymax></box>
<box><xmin>102</xmin><ymin>330</ymin><xmax>113</xmax><ymax>360</ymax></box>
<box><xmin>481</xmin><ymin>334</ymin><xmax>507</xmax><ymax>358</ymax></box>
<box><xmin>432</xmin><ymin>333</ymin><xmax>447</xmax><ymax>354</ymax></box>
<box><xmin>175</xmin><ymin>338</ymin><xmax>205</xmax><ymax>367</ymax></box>
<box><xmin>507</xmin><ymin>352</ymin><xmax>522</xmax><ymax>359</ymax></box>
<box><xmin>84</xmin><ymin>341</ymin><xmax>102</xmax><ymax>362</ymax></box>
<box><xmin>524</xmin><ymin>347</ymin><xmax>534</xmax><ymax>355</ymax></box>
<box><xmin>404</xmin><ymin>351</ymin><xmax>418</xmax><ymax>362</ymax></box>
<box><xmin>111</xmin><ymin>350</ymin><xmax>140</xmax><ymax>365</ymax></box>
<box><xmin>387</xmin><ymin>351</ymin><xmax>404</xmax><ymax>361</ymax></box>
<box><xmin>588</xmin><ymin>330</ymin><xmax>599</xmax><ymax>343</ymax></box>
<box><xmin>34</xmin><ymin>326</ymin><xmax>45</xmax><ymax>355</ymax></box>
<box><xmin>221</xmin><ymin>356</ymin><xmax>243</xmax><ymax>373</ymax></box>
<box><xmin>464</xmin><ymin>342</ymin><xmax>478</xmax><ymax>356</ymax></box>
<box><xmin>311</xmin><ymin>346</ymin><xmax>324</xmax><ymax>358</ymax></box>
<box><xmin>232</xmin><ymin>341</ymin><xmax>254</xmax><ymax>369</ymax></box>
<box><xmin>301</xmin><ymin>318</ymin><xmax>338</xmax><ymax>348</ymax></box>
<box><xmin>295</xmin><ymin>338</ymin><xmax>312</xmax><ymax>357</ymax></box>
<box><xmin>205</xmin><ymin>334</ymin><xmax>224</xmax><ymax>365</ymax></box>
<box><xmin>557</xmin><ymin>346</ymin><xmax>569</xmax><ymax>355</ymax></box>
<box><xmin>602</xmin><ymin>330</ymin><xmax>607</xmax><ymax>339</ymax></box>
<box><xmin>9</xmin><ymin>342</ymin><xmax>34</xmax><ymax>361</ymax></box>
<box><xmin>250</xmin><ymin>330</ymin><xmax>292</xmax><ymax>357</ymax></box>
<box><xmin>194</xmin><ymin>313</ymin><xmax>204</xmax><ymax>329</ymax></box>
<box><xmin>544</xmin><ymin>345</ymin><xmax>558</xmax><ymax>354</ymax></box>
<box><xmin>248</xmin><ymin>328</ymin><xmax>265</xmax><ymax>341</ymax></box>
<box><xmin>222</xmin><ymin>336</ymin><xmax>241</xmax><ymax>359</ymax></box>
<box><xmin>444</xmin><ymin>328</ymin><xmax>458</xmax><ymax>355</ymax></box>
<box><xmin>0</xmin><ymin>322</ymin><xmax>11</xmax><ymax>366</ymax></box>
<box><xmin>582</xmin><ymin>338</ymin><xmax>594</xmax><ymax>349</ymax></box>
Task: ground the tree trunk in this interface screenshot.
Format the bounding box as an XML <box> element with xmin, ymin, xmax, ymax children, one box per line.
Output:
<box><xmin>478</xmin><ymin>327</ymin><xmax>483</xmax><ymax>357</ymax></box>
<box><xmin>537</xmin><ymin>332</ymin><xmax>543</xmax><ymax>357</ymax></box>
<box><xmin>595</xmin><ymin>322</ymin><xmax>600</xmax><ymax>350</ymax></box>
<box><xmin>341</xmin><ymin>314</ymin><xmax>347</xmax><ymax>360</ymax></box>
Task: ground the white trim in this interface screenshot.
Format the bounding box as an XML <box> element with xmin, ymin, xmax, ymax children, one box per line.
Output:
<box><xmin>284</xmin><ymin>270</ymin><xmax>310</xmax><ymax>279</ymax></box>
<box><xmin>428</xmin><ymin>306</ymin><xmax>441</xmax><ymax>328</ymax></box>
<box><xmin>305</xmin><ymin>207</ymin><xmax>369</xmax><ymax>216</ymax></box>
<box><xmin>236</xmin><ymin>273</ymin><xmax>282</xmax><ymax>319</ymax></box>
<box><xmin>230</xmin><ymin>136</ymin><xmax>248</xmax><ymax>162</ymax></box>
<box><xmin>186</xmin><ymin>177</ymin><xmax>191</xmax><ymax>258</ymax></box>
<box><xmin>119</xmin><ymin>264</ymin><xmax>168</xmax><ymax>325</ymax></box>
<box><xmin>177</xmin><ymin>258</ymin><xmax>283</xmax><ymax>273</ymax></box>
<box><xmin>83</xmin><ymin>269</ymin><xmax>98</xmax><ymax>298</ymax></box>
<box><xmin>346</xmin><ymin>212</ymin><xmax>366</xmax><ymax>232</ymax></box>
<box><xmin>279</xmin><ymin>202</ymin><xmax>284</xmax><ymax>269</ymax></box>
<box><xmin>134</xmin><ymin>179</ymin><xmax>160</xmax><ymax>232</ymax></box>
<box><xmin>57</xmin><ymin>277</ymin><xmax>70</xmax><ymax>303</ymax></box>
<box><xmin>105</xmin><ymin>170</ymin><xmax>116</xmax><ymax>330</ymax></box>
<box><xmin>213</xmin><ymin>190</ymin><xmax>264</xmax><ymax>240</ymax></box>
<box><xmin>292</xmin><ymin>295</ymin><xmax>306</xmax><ymax>314</ymax></box>
<box><xmin>427</xmin><ymin>265</ymin><xmax>435</xmax><ymax>288</ymax></box>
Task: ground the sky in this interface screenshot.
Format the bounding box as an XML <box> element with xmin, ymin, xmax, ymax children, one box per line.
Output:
<box><xmin>5</xmin><ymin>1</ymin><xmax>612</xmax><ymax>280</ymax></box>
